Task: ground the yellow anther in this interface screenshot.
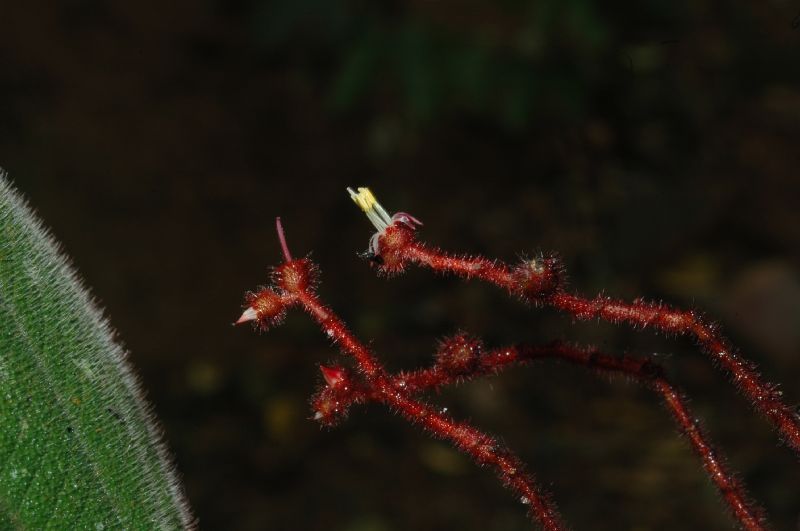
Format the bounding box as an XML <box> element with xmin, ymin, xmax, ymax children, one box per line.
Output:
<box><xmin>347</xmin><ymin>186</ymin><xmax>393</xmax><ymax>231</ymax></box>
<box><xmin>347</xmin><ymin>187</ymin><xmax>377</xmax><ymax>213</ymax></box>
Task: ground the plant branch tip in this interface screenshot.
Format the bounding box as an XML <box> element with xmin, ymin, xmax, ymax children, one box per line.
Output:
<box><xmin>235</xmin><ymin>307</ymin><xmax>258</xmax><ymax>325</ymax></box>
<box><xmin>236</xmin><ymin>198</ymin><xmax>796</xmax><ymax>530</ymax></box>
<box><xmin>347</xmin><ymin>187</ymin><xmax>422</xmax><ymax>260</ymax></box>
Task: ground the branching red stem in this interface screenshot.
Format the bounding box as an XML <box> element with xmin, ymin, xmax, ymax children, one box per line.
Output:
<box><xmin>296</xmin><ymin>289</ymin><xmax>565</xmax><ymax>530</ymax></box>
<box><xmin>314</xmin><ymin>340</ymin><xmax>765</xmax><ymax>530</ymax></box>
<box><xmin>393</xmin><ymin>233</ymin><xmax>800</xmax><ymax>456</ymax></box>
<box><xmin>240</xmin><ymin>220</ymin><xmax>566</xmax><ymax>529</ymax></box>
<box><xmin>238</xmin><ymin>207</ymin><xmax>793</xmax><ymax>530</ymax></box>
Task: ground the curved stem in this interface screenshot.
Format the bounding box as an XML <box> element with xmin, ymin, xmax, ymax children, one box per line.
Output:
<box><xmin>402</xmin><ymin>241</ymin><xmax>800</xmax><ymax>456</ymax></box>
<box><xmin>320</xmin><ymin>341</ymin><xmax>765</xmax><ymax>530</ymax></box>
<box><xmin>296</xmin><ymin>290</ymin><xmax>566</xmax><ymax>530</ymax></box>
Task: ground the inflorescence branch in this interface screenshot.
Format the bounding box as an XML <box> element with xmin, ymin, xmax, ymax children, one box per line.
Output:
<box><xmin>235</xmin><ymin>187</ymin><xmax>796</xmax><ymax>530</ymax></box>
<box><xmin>310</xmin><ymin>338</ymin><xmax>764</xmax><ymax>530</ymax></box>
<box><xmin>354</xmin><ymin>192</ymin><xmax>800</xmax><ymax>457</ymax></box>
<box><xmin>238</xmin><ymin>213</ymin><xmax>564</xmax><ymax>530</ymax></box>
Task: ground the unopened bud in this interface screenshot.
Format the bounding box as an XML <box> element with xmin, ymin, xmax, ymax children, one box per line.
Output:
<box><xmin>238</xmin><ymin>288</ymin><xmax>287</xmax><ymax>330</ymax></box>
<box><xmin>436</xmin><ymin>334</ymin><xmax>483</xmax><ymax>374</ymax></box>
<box><xmin>513</xmin><ymin>256</ymin><xmax>564</xmax><ymax>303</ymax></box>
<box><xmin>311</xmin><ymin>389</ymin><xmax>346</xmax><ymax>427</ymax></box>
<box><xmin>274</xmin><ymin>259</ymin><xmax>317</xmax><ymax>293</ymax></box>
<box><xmin>320</xmin><ymin>365</ymin><xmax>347</xmax><ymax>388</ymax></box>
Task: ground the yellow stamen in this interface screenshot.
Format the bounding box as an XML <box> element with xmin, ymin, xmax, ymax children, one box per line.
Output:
<box><xmin>347</xmin><ymin>187</ymin><xmax>376</xmax><ymax>213</ymax></box>
<box><xmin>347</xmin><ymin>187</ymin><xmax>392</xmax><ymax>231</ymax></box>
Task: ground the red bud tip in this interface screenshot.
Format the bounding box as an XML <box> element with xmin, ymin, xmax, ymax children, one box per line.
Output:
<box><xmin>235</xmin><ymin>307</ymin><xmax>258</xmax><ymax>325</ymax></box>
<box><xmin>320</xmin><ymin>365</ymin><xmax>346</xmax><ymax>387</ymax></box>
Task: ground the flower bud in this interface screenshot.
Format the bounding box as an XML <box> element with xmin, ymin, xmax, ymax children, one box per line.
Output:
<box><xmin>436</xmin><ymin>334</ymin><xmax>483</xmax><ymax>374</ymax></box>
<box><xmin>274</xmin><ymin>258</ymin><xmax>317</xmax><ymax>293</ymax></box>
<box><xmin>320</xmin><ymin>365</ymin><xmax>348</xmax><ymax>388</ymax></box>
<box><xmin>513</xmin><ymin>256</ymin><xmax>564</xmax><ymax>303</ymax></box>
<box><xmin>237</xmin><ymin>288</ymin><xmax>287</xmax><ymax>330</ymax></box>
<box><xmin>311</xmin><ymin>388</ymin><xmax>347</xmax><ymax>427</ymax></box>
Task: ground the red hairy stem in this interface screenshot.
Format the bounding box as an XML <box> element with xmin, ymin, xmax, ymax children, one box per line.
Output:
<box><xmin>296</xmin><ymin>291</ymin><xmax>386</xmax><ymax>381</ymax></box>
<box><xmin>238</xmin><ymin>220</ymin><xmax>565</xmax><ymax>529</ymax></box>
<box><xmin>653</xmin><ymin>379</ymin><xmax>765</xmax><ymax>531</ymax></box>
<box><xmin>523</xmin><ymin>344</ymin><xmax>766</xmax><ymax>531</ymax></box>
<box><xmin>239</xmin><ymin>204</ymin><xmax>789</xmax><ymax>528</ymax></box>
<box><xmin>296</xmin><ymin>289</ymin><xmax>565</xmax><ymax>530</ymax></box>
<box><xmin>381</xmin><ymin>228</ymin><xmax>800</xmax><ymax>455</ymax></box>
<box><xmin>548</xmin><ymin>293</ymin><xmax>800</xmax><ymax>455</ymax></box>
<box><xmin>317</xmin><ymin>337</ymin><xmax>765</xmax><ymax>530</ymax></box>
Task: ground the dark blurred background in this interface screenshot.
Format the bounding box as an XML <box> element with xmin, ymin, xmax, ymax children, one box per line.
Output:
<box><xmin>2</xmin><ymin>1</ymin><xmax>799</xmax><ymax>529</ymax></box>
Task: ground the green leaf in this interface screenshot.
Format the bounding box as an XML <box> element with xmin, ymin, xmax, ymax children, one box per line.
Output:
<box><xmin>0</xmin><ymin>172</ymin><xmax>193</xmax><ymax>529</ymax></box>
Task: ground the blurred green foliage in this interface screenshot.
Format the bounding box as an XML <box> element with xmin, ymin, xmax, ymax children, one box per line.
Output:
<box><xmin>249</xmin><ymin>0</ymin><xmax>618</xmax><ymax>128</ymax></box>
